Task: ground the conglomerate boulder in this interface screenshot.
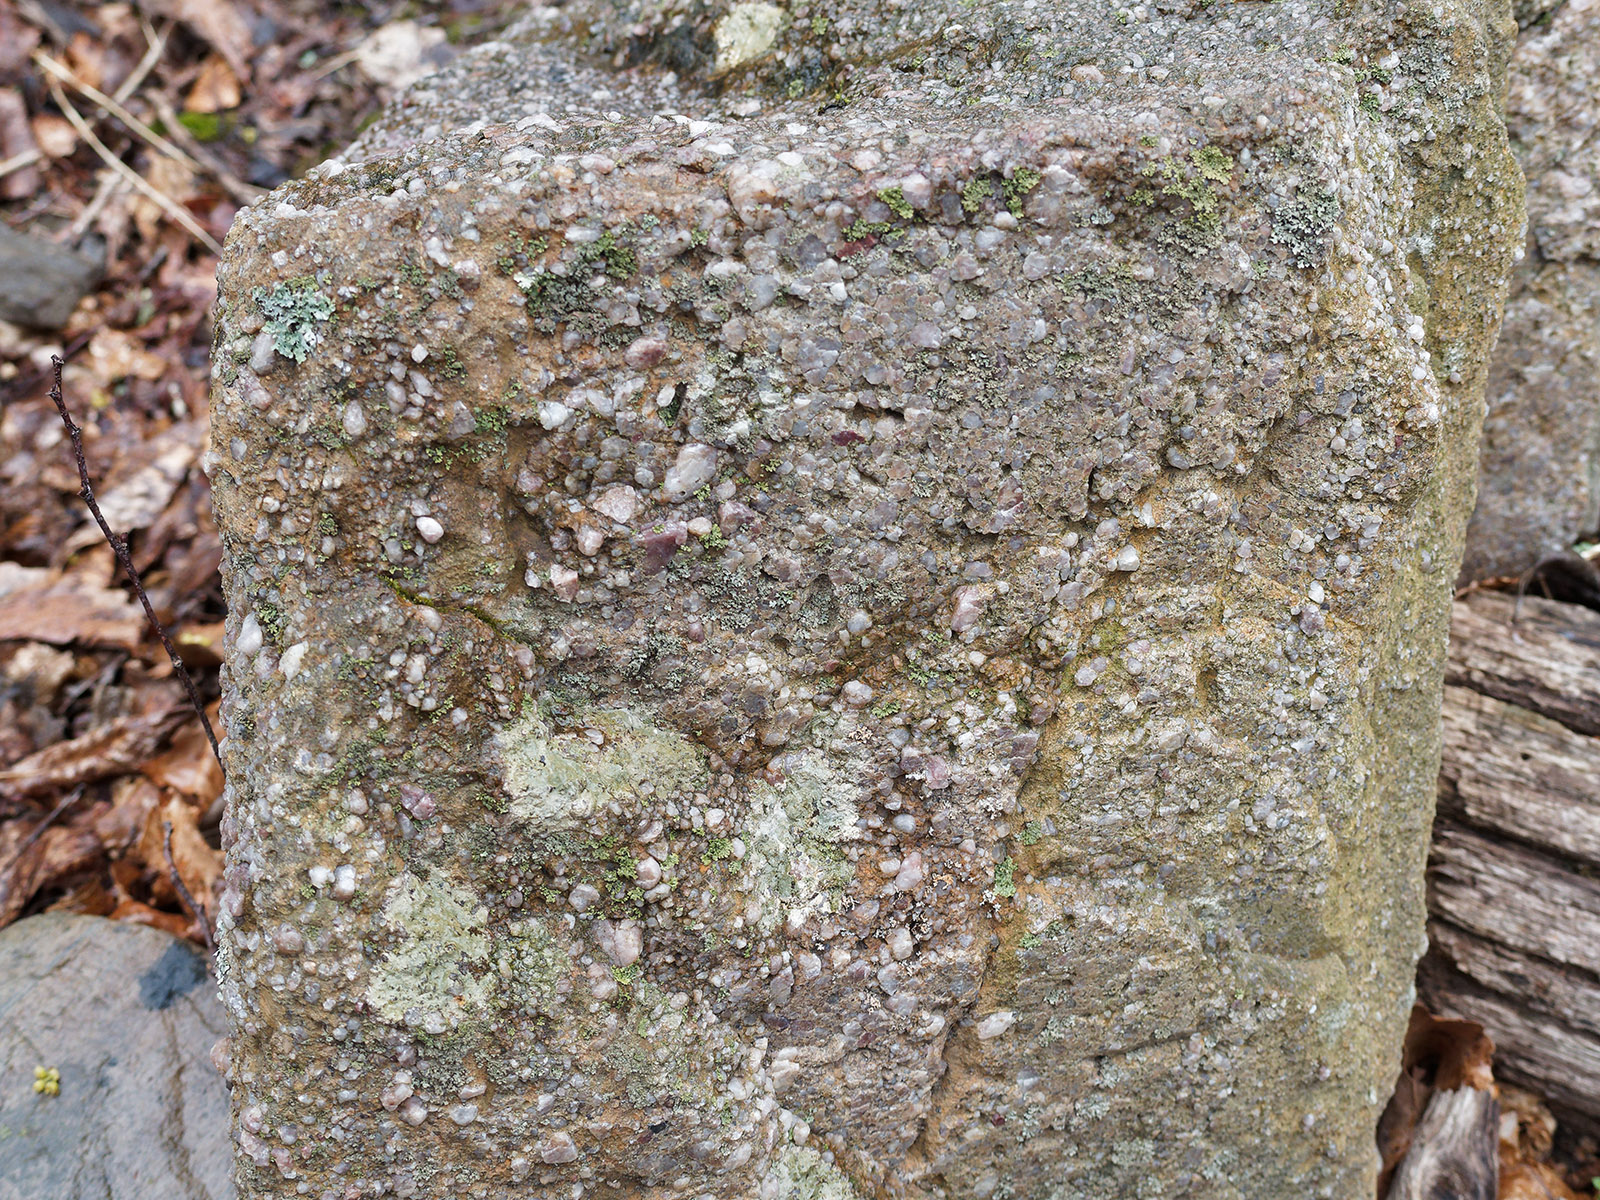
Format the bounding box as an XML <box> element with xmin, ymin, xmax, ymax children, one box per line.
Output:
<box><xmin>207</xmin><ymin>1</ymin><xmax>1523</xmax><ymax>1197</ymax></box>
<box><xmin>1461</xmin><ymin>0</ymin><xmax>1600</xmax><ymax>581</ymax></box>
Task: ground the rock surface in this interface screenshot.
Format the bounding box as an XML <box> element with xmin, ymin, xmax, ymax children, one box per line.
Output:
<box><xmin>1462</xmin><ymin>0</ymin><xmax>1600</xmax><ymax>581</ymax></box>
<box><xmin>0</xmin><ymin>912</ymin><xmax>233</xmax><ymax>1200</ymax></box>
<box><xmin>207</xmin><ymin>1</ymin><xmax>1523</xmax><ymax>1197</ymax></box>
<box><xmin>0</xmin><ymin>224</ymin><xmax>102</xmax><ymax>330</ymax></box>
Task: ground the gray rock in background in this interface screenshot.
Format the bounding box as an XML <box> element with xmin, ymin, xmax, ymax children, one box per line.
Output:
<box><xmin>0</xmin><ymin>225</ymin><xmax>103</xmax><ymax>331</ymax></box>
<box><xmin>1462</xmin><ymin>0</ymin><xmax>1600</xmax><ymax>581</ymax></box>
<box><xmin>207</xmin><ymin>1</ymin><xmax>1522</xmax><ymax>1197</ymax></box>
<box><xmin>0</xmin><ymin>912</ymin><xmax>233</xmax><ymax>1200</ymax></box>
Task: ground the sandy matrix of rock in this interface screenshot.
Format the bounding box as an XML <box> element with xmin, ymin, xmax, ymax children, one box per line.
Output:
<box><xmin>1462</xmin><ymin>0</ymin><xmax>1600</xmax><ymax>581</ymax></box>
<box><xmin>207</xmin><ymin>1</ymin><xmax>1523</xmax><ymax>1196</ymax></box>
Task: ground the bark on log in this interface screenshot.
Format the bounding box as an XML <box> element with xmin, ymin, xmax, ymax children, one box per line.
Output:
<box><xmin>1439</xmin><ymin>685</ymin><xmax>1600</xmax><ymax>865</ymax></box>
<box><xmin>1444</xmin><ymin>591</ymin><xmax>1600</xmax><ymax>735</ymax></box>
<box><xmin>1428</xmin><ymin>822</ymin><xmax>1600</xmax><ymax>977</ymax></box>
<box><xmin>1383</xmin><ymin>1086</ymin><xmax>1499</xmax><ymax>1200</ymax></box>
<box><xmin>1424</xmin><ymin>591</ymin><xmax>1600</xmax><ymax>1127</ymax></box>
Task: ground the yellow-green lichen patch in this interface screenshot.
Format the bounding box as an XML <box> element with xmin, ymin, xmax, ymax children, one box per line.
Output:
<box><xmin>366</xmin><ymin>871</ymin><xmax>492</xmax><ymax>1027</ymax></box>
<box><xmin>495</xmin><ymin>705</ymin><xmax>708</xmax><ymax>832</ymax></box>
<box><xmin>713</xmin><ymin>3</ymin><xmax>786</xmax><ymax>72</ymax></box>
<box><xmin>606</xmin><ymin>977</ymin><xmax>711</xmax><ymax>1108</ymax></box>
<box><xmin>493</xmin><ymin>917</ymin><xmax>568</xmax><ymax>1015</ymax></box>
<box><xmin>738</xmin><ymin>752</ymin><xmax>862</xmax><ymax>934</ymax></box>
<box><xmin>768</xmin><ymin>1145</ymin><xmax>867</xmax><ymax>1199</ymax></box>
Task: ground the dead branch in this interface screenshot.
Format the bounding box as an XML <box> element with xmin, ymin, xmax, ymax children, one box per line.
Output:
<box><xmin>162</xmin><ymin>818</ymin><xmax>215</xmax><ymax>955</ymax></box>
<box><xmin>48</xmin><ymin>356</ymin><xmax>223</xmax><ymax>773</ymax></box>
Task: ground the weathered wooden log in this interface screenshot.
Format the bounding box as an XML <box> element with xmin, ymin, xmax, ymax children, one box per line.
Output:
<box><xmin>1429</xmin><ymin>823</ymin><xmax>1600</xmax><ymax>978</ymax></box>
<box><xmin>1383</xmin><ymin>1085</ymin><xmax>1499</xmax><ymax>1200</ymax></box>
<box><xmin>1423</xmin><ymin>591</ymin><xmax>1600</xmax><ymax>1128</ymax></box>
<box><xmin>1444</xmin><ymin>591</ymin><xmax>1600</xmax><ymax>737</ymax></box>
<box><xmin>1439</xmin><ymin>684</ymin><xmax>1600</xmax><ymax>865</ymax></box>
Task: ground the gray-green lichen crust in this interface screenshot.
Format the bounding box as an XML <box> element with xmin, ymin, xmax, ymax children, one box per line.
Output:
<box><xmin>208</xmin><ymin>0</ymin><xmax>1523</xmax><ymax>1197</ymax></box>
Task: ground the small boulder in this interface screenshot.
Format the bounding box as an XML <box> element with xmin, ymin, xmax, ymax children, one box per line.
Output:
<box><xmin>0</xmin><ymin>226</ymin><xmax>102</xmax><ymax>330</ymax></box>
<box><xmin>0</xmin><ymin>913</ymin><xmax>232</xmax><ymax>1200</ymax></box>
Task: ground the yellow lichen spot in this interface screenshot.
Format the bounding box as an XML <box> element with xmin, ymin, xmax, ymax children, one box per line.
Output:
<box><xmin>33</xmin><ymin>1066</ymin><xmax>60</xmax><ymax>1096</ymax></box>
<box><xmin>713</xmin><ymin>3</ymin><xmax>786</xmax><ymax>72</ymax></box>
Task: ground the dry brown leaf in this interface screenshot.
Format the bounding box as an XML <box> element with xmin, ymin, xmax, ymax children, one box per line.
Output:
<box><xmin>128</xmin><ymin>156</ymin><xmax>200</xmax><ymax>246</ymax></box>
<box><xmin>29</xmin><ymin>113</ymin><xmax>77</xmax><ymax>158</ymax></box>
<box><xmin>0</xmin><ymin>815</ymin><xmax>104</xmax><ymax>928</ymax></box>
<box><xmin>108</xmin><ymin>854</ymin><xmax>145</xmax><ymax>897</ymax></box>
<box><xmin>0</xmin><ymin>644</ymin><xmax>74</xmax><ymax>767</ymax></box>
<box><xmin>140</xmin><ymin>719</ymin><xmax>222</xmax><ymax>808</ymax></box>
<box><xmin>47</xmin><ymin>876</ymin><xmax>117</xmax><ymax>917</ymax></box>
<box><xmin>1415</xmin><ymin>1010</ymin><xmax>1496</xmax><ymax>1093</ymax></box>
<box><xmin>95</xmin><ymin>420</ymin><xmax>201</xmax><ymax>533</ymax></box>
<box><xmin>0</xmin><ymin>699</ymin><xmax>36</xmax><ymax>766</ymax></box>
<box><xmin>138</xmin><ymin>793</ymin><xmax>220</xmax><ymax>917</ymax></box>
<box><xmin>1495</xmin><ymin>1076</ymin><xmax>1586</xmax><ymax>1198</ymax></box>
<box><xmin>1499</xmin><ymin>1084</ymin><xmax>1560</xmax><ymax>1159</ymax></box>
<box><xmin>88</xmin><ymin>327</ymin><xmax>170</xmax><ymax>384</ymax></box>
<box><xmin>108</xmin><ymin>895</ymin><xmax>194</xmax><ymax>939</ymax></box>
<box><xmin>1500</xmin><ymin>1161</ymin><xmax>1584</xmax><ymax>1200</ymax></box>
<box><xmin>0</xmin><ymin>6</ymin><xmax>42</xmax><ymax>76</ymax></box>
<box><xmin>0</xmin><ymin>563</ymin><xmax>146</xmax><ymax>651</ymax></box>
<box><xmin>0</xmin><ymin>642</ymin><xmax>76</xmax><ymax>704</ymax></box>
<box><xmin>185</xmin><ymin>54</ymin><xmax>241</xmax><ymax>113</ymax></box>
<box><xmin>1377</xmin><ymin>1005</ymin><xmax>1497</xmax><ymax>1194</ymax></box>
<box><xmin>62</xmin><ymin>30</ymin><xmax>105</xmax><ymax>93</ymax></box>
<box><xmin>95</xmin><ymin>774</ymin><xmax>161</xmax><ymax>854</ymax></box>
<box><xmin>135</xmin><ymin>0</ymin><xmax>253</xmax><ymax>82</ymax></box>
<box><xmin>0</xmin><ymin>695</ymin><xmax>185</xmax><ymax>799</ymax></box>
<box><xmin>175</xmin><ymin>621</ymin><xmax>225</xmax><ymax>668</ymax></box>
<box><xmin>0</xmin><ymin>88</ymin><xmax>41</xmax><ymax>201</ymax></box>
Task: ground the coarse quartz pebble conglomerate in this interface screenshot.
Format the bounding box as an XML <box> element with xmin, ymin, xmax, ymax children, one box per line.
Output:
<box><xmin>205</xmin><ymin>0</ymin><xmax>1524</xmax><ymax>1197</ymax></box>
<box><xmin>1460</xmin><ymin>0</ymin><xmax>1600</xmax><ymax>581</ymax></box>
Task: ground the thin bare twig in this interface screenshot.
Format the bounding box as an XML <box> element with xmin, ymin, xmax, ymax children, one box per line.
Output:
<box><xmin>34</xmin><ymin>50</ymin><xmax>265</xmax><ymax>209</ymax></box>
<box><xmin>162</xmin><ymin>819</ymin><xmax>214</xmax><ymax>955</ymax></box>
<box><xmin>45</xmin><ymin>76</ymin><xmax>224</xmax><ymax>255</ymax></box>
<box><xmin>65</xmin><ymin>168</ymin><xmax>129</xmax><ymax>243</ymax></box>
<box><xmin>48</xmin><ymin>356</ymin><xmax>223</xmax><ymax>771</ymax></box>
<box><xmin>34</xmin><ymin>51</ymin><xmax>203</xmax><ymax>174</ymax></box>
<box><xmin>146</xmin><ymin>90</ymin><xmax>266</xmax><ymax>207</ymax></box>
<box><xmin>113</xmin><ymin>17</ymin><xmax>169</xmax><ymax>106</ymax></box>
<box><xmin>0</xmin><ymin>148</ymin><xmax>44</xmax><ymax>184</ymax></box>
<box><xmin>308</xmin><ymin>49</ymin><xmax>363</xmax><ymax>82</ymax></box>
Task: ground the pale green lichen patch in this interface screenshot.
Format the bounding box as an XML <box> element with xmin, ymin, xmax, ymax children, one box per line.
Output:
<box><xmin>738</xmin><ymin>752</ymin><xmax>862</xmax><ymax>934</ymax></box>
<box><xmin>369</xmin><ymin>875</ymin><xmax>569</xmax><ymax>1027</ymax></box>
<box><xmin>607</xmin><ymin>977</ymin><xmax>710</xmax><ymax>1107</ymax></box>
<box><xmin>495</xmin><ymin>705</ymin><xmax>708</xmax><ymax>832</ymax></box>
<box><xmin>367</xmin><ymin>871</ymin><xmax>492</xmax><ymax>1026</ymax></box>
<box><xmin>253</xmin><ymin>277</ymin><xmax>334</xmax><ymax>363</ymax></box>
<box><xmin>1271</xmin><ymin>187</ymin><xmax>1342</xmax><ymax>268</ymax></box>
<box><xmin>713</xmin><ymin>3</ymin><xmax>786</xmax><ymax>72</ymax></box>
<box><xmin>768</xmin><ymin>1145</ymin><xmax>867</xmax><ymax>1200</ymax></box>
